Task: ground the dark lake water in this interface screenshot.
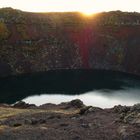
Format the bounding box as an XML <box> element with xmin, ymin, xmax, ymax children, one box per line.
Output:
<box><xmin>0</xmin><ymin>69</ymin><xmax>140</xmax><ymax>108</ymax></box>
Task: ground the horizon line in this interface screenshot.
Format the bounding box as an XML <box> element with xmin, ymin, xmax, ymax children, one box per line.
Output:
<box><xmin>0</xmin><ymin>7</ymin><xmax>139</xmax><ymax>14</ymax></box>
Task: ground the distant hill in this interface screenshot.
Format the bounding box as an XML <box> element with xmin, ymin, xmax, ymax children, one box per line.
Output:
<box><xmin>0</xmin><ymin>8</ymin><xmax>140</xmax><ymax>76</ymax></box>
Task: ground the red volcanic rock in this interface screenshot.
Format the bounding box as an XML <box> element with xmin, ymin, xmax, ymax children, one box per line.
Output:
<box><xmin>0</xmin><ymin>8</ymin><xmax>140</xmax><ymax>76</ymax></box>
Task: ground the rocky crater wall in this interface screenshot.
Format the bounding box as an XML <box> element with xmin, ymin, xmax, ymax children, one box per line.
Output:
<box><xmin>0</xmin><ymin>8</ymin><xmax>140</xmax><ymax>76</ymax></box>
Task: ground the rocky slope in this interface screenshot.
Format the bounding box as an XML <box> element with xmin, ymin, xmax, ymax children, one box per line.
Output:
<box><xmin>0</xmin><ymin>99</ymin><xmax>140</xmax><ymax>140</ymax></box>
<box><xmin>0</xmin><ymin>8</ymin><xmax>140</xmax><ymax>76</ymax></box>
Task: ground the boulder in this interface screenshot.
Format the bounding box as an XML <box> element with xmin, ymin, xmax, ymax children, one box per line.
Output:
<box><xmin>68</xmin><ymin>99</ymin><xmax>84</xmax><ymax>108</ymax></box>
<box><xmin>79</xmin><ymin>106</ymin><xmax>102</xmax><ymax>115</ymax></box>
<box><xmin>13</xmin><ymin>101</ymin><xmax>36</xmax><ymax>108</ymax></box>
<box><xmin>113</xmin><ymin>105</ymin><xmax>130</xmax><ymax>113</ymax></box>
<box><xmin>130</xmin><ymin>103</ymin><xmax>140</xmax><ymax>112</ymax></box>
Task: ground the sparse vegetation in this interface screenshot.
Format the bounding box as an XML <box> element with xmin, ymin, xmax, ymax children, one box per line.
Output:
<box><xmin>0</xmin><ymin>21</ymin><xmax>10</xmax><ymax>40</ymax></box>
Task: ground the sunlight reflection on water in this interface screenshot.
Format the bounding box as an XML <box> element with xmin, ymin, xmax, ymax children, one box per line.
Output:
<box><xmin>23</xmin><ymin>88</ymin><xmax>140</xmax><ymax>108</ymax></box>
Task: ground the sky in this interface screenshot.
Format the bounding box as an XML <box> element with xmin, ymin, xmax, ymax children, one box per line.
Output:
<box><xmin>0</xmin><ymin>0</ymin><xmax>140</xmax><ymax>14</ymax></box>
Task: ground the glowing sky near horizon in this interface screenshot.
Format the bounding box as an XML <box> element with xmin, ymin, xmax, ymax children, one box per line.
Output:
<box><xmin>0</xmin><ymin>0</ymin><xmax>140</xmax><ymax>13</ymax></box>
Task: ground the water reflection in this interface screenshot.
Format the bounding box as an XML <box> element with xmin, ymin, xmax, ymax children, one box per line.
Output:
<box><xmin>23</xmin><ymin>87</ymin><xmax>140</xmax><ymax>108</ymax></box>
<box><xmin>0</xmin><ymin>69</ymin><xmax>140</xmax><ymax>107</ymax></box>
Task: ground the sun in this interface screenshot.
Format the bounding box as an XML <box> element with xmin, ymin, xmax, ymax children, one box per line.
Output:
<box><xmin>81</xmin><ymin>9</ymin><xmax>95</xmax><ymax>16</ymax></box>
<box><xmin>82</xmin><ymin>11</ymin><xmax>94</xmax><ymax>16</ymax></box>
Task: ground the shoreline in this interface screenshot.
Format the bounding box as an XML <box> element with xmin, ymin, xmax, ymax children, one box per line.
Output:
<box><xmin>0</xmin><ymin>99</ymin><xmax>140</xmax><ymax>139</ymax></box>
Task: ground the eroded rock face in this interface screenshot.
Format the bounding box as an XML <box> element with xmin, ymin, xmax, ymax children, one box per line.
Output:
<box><xmin>0</xmin><ymin>8</ymin><xmax>140</xmax><ymax>76</ymax></box>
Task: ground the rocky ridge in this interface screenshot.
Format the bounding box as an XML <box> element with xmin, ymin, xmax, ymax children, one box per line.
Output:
<box><xmin>0</xmin><ymin>99</ymin><xmax>139</xmax><ymax>140</ymax></box>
